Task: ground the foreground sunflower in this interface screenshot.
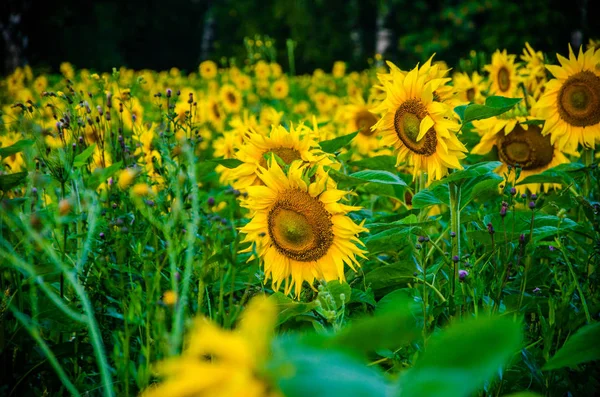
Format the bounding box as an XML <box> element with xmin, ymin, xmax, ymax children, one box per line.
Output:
<box><xmin>240</xmin><ymin>160</ymin><xmax>367</xmax><ymax>297</ymax></box>
<box><xmin>533</xmin><ymin>45</ymin><xmax>600</xmax><ymax>151</ymax></box>
<box><xmin>484</xmin><ymin>49</ymin><xmax>521</xmax><ymax>97</ymax></box>
<box><xmin>142</xmin><ymin>295</ymin><xmax>281</xmax><ymax>397</ymax></box>
<box><xmin>371</xmin><ymin>63</ymin><xmax>467</xmax><ymax>183</ymax></box>
<box><xmin>472</xmin><ymin>114</ymin><xmax>570</xmax><ymax>194</ymax></box>
<box><xmin>228</xmin><ymin>123</ymin><xmax>332</xmax><ymax>190</ymax></box>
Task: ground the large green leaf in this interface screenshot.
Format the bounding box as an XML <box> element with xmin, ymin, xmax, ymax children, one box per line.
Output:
<box><xmin>397</xmin><ymin>316</ymin><xmax>523</xmax><ymax>397</ymax></box>
<box><xmin>86</xmin><ymin>161</ymin><xmax>123</xmax><ymax>190</ymax></box>
<box><xmin>349</xmin><ymin>155</ymin><xmax>397</xmax><ymax>172</ymax></box>
<box><xmin>516</xmin><ymin>163</ymin><xmax>585</xmax><ymax>187</ymax></box>
<box><xmin>0</xmin><ymin>139</ymin><xmax>34</xmax><ymax>158</ymax></box>
<box><xmin>330</xmin><ymin>169</ymin><xmax>407</xmax><ymax>189</ymax></box>
<box><xmin>457</xmin><ymin>96</ymin><xmax>522</xmax><ymax>124</ymax></box>
<box><xmin>429</xmin><ymin>161</ymin><xmax>502</xmax><ymax>189</ymax></box>
<box><xmin>365</xmin><ymin>261</ymin><xmax>417</xmax><ymax>290</ymax></box>
<box><xmin>543</xmin><ymin>322</ymin><xmax>600</xmax><ymax>370</ymax></box>
<box><xmin>0</xmin><ymin>171</ymin><xmax>28</xmax><ymax>191</ymax></box>
<box><xmin>320</xmin><ymin>131</ymin><xmax>359</xmax><ymax>153</ymax></box>
<box><xmin>73</xmin><ymin>144</ymin><xmax>96</xmax><ymax>167</ymax></box>
<box><xmin>411</xmin><ymin>187</ymin><xmax>448</xmax><ymax>209</ymax></box>
<box><xmin>271</xmin><ymin>338</ymin><xmax>396</xmax><ymax>397</ymax></box>
<box><xmin>210</xmin><ymin>158</ymin><xmax>243</xmax><ymax>169</ymax></box>
<box><xmin>269</xmin><ymin>292</ymin><xmax>319</xmax><ymax>326</ymax></box>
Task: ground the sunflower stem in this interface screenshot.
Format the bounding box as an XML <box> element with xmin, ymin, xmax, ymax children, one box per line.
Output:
<box><xmin>448</xmin><ymin>182</ymin><xmax>461</xmax><ymax>317</ymax></box>
<box><xmin>554</xmin><ymin>238</ymin><xmax>592</xmax><ymax>323</ymax></box>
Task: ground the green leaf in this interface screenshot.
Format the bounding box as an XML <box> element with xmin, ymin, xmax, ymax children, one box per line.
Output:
<box><xmin>349</xmin><ymin>288</ymin><xmax>376</xmax><ymax>306</ymax></box>
<box><xmin>331</xmin><ymin>304</ymin><xmax>419</xmax><ymax>354</ymax></box>
<box><xmin>272</xmin><ymin>338</ymin><xmax>395</xmax><ymax>397</ymax></box>
<box><xmin>210</xmin><ymin>158</ymin><xmax>243</xmax><ymax>169</ymax></box>
<box><xmin>323</xmin><ymin>280</ymin><xmax>351</xmax><ymax>309</ymax></box>
<box><xmin>429</xmin><ymin>161</ymin><xmax>502</xmax><ymax>189</ymax></box>
<box><xmin>516</xmin><ymin>163</ymin><xmax>585</xmax><ymax>187</ymax></box>
<box><xmin>461</xmin><ymin>174</ymin><xmax>503</xmax><ymax>209</ymax></box>
<box><xmin>543</xmin><ymin>322</ymin><xmax>600</xmax><ymax>370</ymax></box>
<box><xmin>348</xmin><ymin>170</ymin><xmax>407</xmax><ymax>186</ymax></box>
<box><xmin>269</xmin><ymin>292</ymin><xmax>319</xmax><ymax>326</ymax></box>
<box><xmin>411</xmin><ymin>187</ymin><xmax>447</xmax><ymax>209</ymax></box>
<box><xmin>0</xmin><ymin>171</ymin><xmax>28</xmax><ymax>191</ymax></box>
<box><xmin>73</xmin><ymin>144</ymin><xmax>96</xmax><ymax>167</ymax></box>
<box><xmin>320</xmin><ymin>131</ymin><xmax>358</xmax><ymax>153</ymax></box>
<box><xmin>86</xmin><ymin>161</ymin><xmax>123</xmax><ymax>190</ymax></box>
<box><xmin>365</xmin><ymin>261</ymin><xmax>417</xmax><ymax>290</ymax></box>
<box><xmin>364</xmin><ymin>228</ymin><xmax>413</xmax><ymax>254</ymax></box>
<box><xmin>398</xmin><ymin>316</ymin><xmax>523</xmax><ymax>397</ymax></box>
<box><xmin>459</xmin><ymin>96</ymin><xmax>522</xmax><ymax>124</ymax></box>
<box><xmin>348</xmin><ymin>155</ymin><xmax>397</xmax><ymax>172</ymax></box>
<box><xmin>0</xmin><ymin>139</ymin><xmax>34</xmax><ymax>158</ymax></box>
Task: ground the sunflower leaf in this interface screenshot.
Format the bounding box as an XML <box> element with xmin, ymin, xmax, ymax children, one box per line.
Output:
<box><xmin>73</xmin><ymin>144</ymin><xmax>96</xmax><ymax>167</ymax></box>
<box><xmin>459</xmin><ymin>96</ymin><xmax>522</xmax><ymax>124</ymax></box>
<box><xmin>0</xmin><ymin>139</ymin><xmax>34</xmax><ymax>158</ymax></box>
<box><xmin>0</xmin><ymin>171</ymin><xmax>28</xmax><ymax>191</ymax></box>
<box><xmin>210</xmin><ymin>158</ymin><xmax>243</xmax><ymax>169</ymax></box>
<box><xmin>397</xmin><ymin>316</ymin><xmax>523</xmax><ymax>397</ymax></box>
<box><xmin>543</xmin><ymin>322</ymin><xmax>600</xmax><ymax>370</ymax></box>
<box><xmin>320</xmin><ymin>130</ymin><xmax>359</xmax><ymax>153</ymax></box>
<box><xmin>348</xmin><ymin>170</ymin><xmax>407</xmax><ymax>186</ymax></box>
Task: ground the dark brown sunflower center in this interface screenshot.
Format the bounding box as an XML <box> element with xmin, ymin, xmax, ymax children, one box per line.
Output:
<box><xmin>227</xmin><ymin>92</ymin><xmax>237</xmax><ymax>104</ymax></box>
<box><xmin>498</xmin><ymin>67</ymin><xmax>511</xmax><ymax>92</ymax></box>
<box><xmin>393</xmin><ymin>99</ymin><xmax>437</xmax><ymax>156</ymax></box>
<box><xmin>268</xmin><ymin>189</ymin><xmax>334</xmax><ymax>262</ymax></box>
<box><xmin>557</xmin><ymin>71</ymin><xmax>600</xmax><ymax>127</ymax></box>
<box><xmin>212</xmin><ymin>104</ymin><xmax>221</xmax><ymax>119</ymax></box>
<box><xmin>466</xmin><ymin>88</ymin><xmax>475</xmax><ymax>102</ymax></box>
<box><xmin>497</xmin><ymin>124</ymin><xmax>554</xmax><ymax>170</ymax></box>
<box><xmin>260</xmin><ymin>147</ymin><xmax>302</xmax><ymax>168</ymax></box>
<box><xmin>355</xmin><ymin>110</ymin><xmax>378</xmax><ymax>137</ymax></box>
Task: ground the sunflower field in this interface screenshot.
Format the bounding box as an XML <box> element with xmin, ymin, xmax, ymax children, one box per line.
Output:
<box><xmin>1</xmin><ymin>37</ymin><xmax>600</xmax><ymax>397</ymax></box>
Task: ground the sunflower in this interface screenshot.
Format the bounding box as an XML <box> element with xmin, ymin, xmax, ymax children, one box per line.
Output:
<box><xmin>214</xmin><ymin>130</ymin><xmax>244</xmax><ymax>185</ymax></box>
<box><xmin>484</xmin><ymin>49</ymin><xmax>521</xmax><ymax>97</ymax></box>
<box><xmin>371</xmin><ymin>63</ymin><xmax>467</xmax><ymax>183</ymax></box>
<box><xmin>203</xmin><ymin>97</ymin><xmax>225</xmax><ymax>129</ymax></box>
<box><xmin>519</xmin><ymin>42</ymin><xmax>547</xmax><ymax>100</ymax></box>
<box><xmin>142</xmin><ymin>295</ymin><xmax>281</xmax><ymax>397</ymax></box>
<box><xmin>220</xmin><ymin>84</ymin><xmax>243</xmax><ymax>114</ymax></box>
<box><xmin>472</xmin><ymin>121</ymin><xmax>570</xmax><ymax>194</ymax></box>
<box><xmin>452</xmin><ymin>71</ymin><xmax>486</xmax><ymax>104</ymax></box>
<box><xmin>339</xmin><ymin>95</ymin><xmax>380</xmax><ymax>156</ymax></box>
<box><xmin>240</xmin><ymin>160</ymin><xmax>367</xmax><ymax>297</ymax></box>
<box><xmin>270</xmin><ymin>79</ymin><xmax>289</xmax><ymax>100</ymax></box>
<box><xmin>228</xmin><ymin>123</ymin><xmax>332</xmax><ymax>190</ymax></box>
<box><xmin>532</xmin><ymin>45</ymin><xmax>600</xmax><ymax>151</ymax></box>
<box><xmin>199</xmin><ymin>60</ymin><xmax>217</xmax><ymax>80</ymax></box>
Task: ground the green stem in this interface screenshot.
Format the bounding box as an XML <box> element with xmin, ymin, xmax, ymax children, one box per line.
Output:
<box><xmin>555</xmin><ymin>238</ymin><xmax>592</xmax><ymax>323</ymax></box>
<box><xmin>449</xmin><ymin>182</ymin><xmax>461</xmax><ymax>315</ymax></box>
<box><xmin>11</xmin><ymin>307</ymin><xmax>81</xmax><ymax>397</ymax></box>
<box><xmin>286</xmin><ymin>39</ymin><xmax>296</xmax><ymax>76</ymax></box>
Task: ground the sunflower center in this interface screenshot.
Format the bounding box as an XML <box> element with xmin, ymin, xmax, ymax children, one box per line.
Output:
<box><xmin>268</xmin><ymin>189</ymin><xmax>334</xmax><ymax>262</ymax></box>
<box><xmin>497</xmin><ymin>124</ymin><xmax>554</xmax><ymax>170</ymax></box>
<box><xmin>498</xmin><ymin>67</ymin><xmax>511</xmax><ymax>92</ymax></box>
<box><xmin>393</xmin><ymin>99</ymin><xmax>437</xmax><ymax>156</ymax></box>
<box><xmin>260</xmin><ymin>147</ymin><xmax>301</xmax><ymax>168</ymax></box>
<box><xmin>227</xmin><ymin>92</ymin><xmax>237</xmax><ymax>104</ymax></box>
<box><xmin>557</xmin><ymin>71</ymin><xmax>600</xmax><ymax>127</ymax></box>
<box><xmin>212</xmin><ymin>104</ymin><xmax>221</xmax><ymax>119</ymax></box>
<box><xmin>355</xmin><ymin>110</ymin><xmax>378</xmax><ymax>137</ymax></box>
<box><xmin>466</xmin><ymin>88</ymin><xmax>475</xmax><ymax>102</ymax></box>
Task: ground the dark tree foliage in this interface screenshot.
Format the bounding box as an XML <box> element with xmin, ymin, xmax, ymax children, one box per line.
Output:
<box><xmin>1</xmin><ymin>0</ymin><xmax>598</xmax><ymax>75</ymax></box>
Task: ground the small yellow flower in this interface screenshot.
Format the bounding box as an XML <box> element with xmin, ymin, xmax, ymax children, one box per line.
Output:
<box><xmin>118</xmin><ymin>168</ymin><xmax>137</xmax><ymax>190</ymax></box>
<box><xmin>131</xmin><ymin>183</ymin><xmax>152</xmax><ymax>197</ymax></box>
<box><xmin>199</xmin><ymin>60</ymin><xmax>218</xmax><ymax>79</ymax></box>
<box><xmin>162</xmin><ymin>290</ymin><xmax>178</xmax><ymax>306</ymax></box>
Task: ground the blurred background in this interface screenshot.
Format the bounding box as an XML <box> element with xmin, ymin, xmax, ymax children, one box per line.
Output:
<box><xmin>1</xmin><ymin>0</ymin><xmax>597</xmax><ymax>76</ymax></box>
